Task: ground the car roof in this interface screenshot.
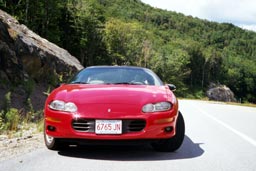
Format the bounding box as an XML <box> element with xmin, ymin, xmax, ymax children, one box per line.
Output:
<box><xmin>85</xmin><ymin>66</ymin><xmax>149</xmax><ymax>70</ymax></box>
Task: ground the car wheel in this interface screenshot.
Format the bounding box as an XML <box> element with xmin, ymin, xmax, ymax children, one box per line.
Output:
<box><xmin>152</xmin><ymin>112</ymin><xmax>185</xmax><ymax>152</ymax></box>
<box><xmin>44</xmin><ymin>131</ymin><xmax>61</xmax><ymax>150</ymax></box>
<box><xmin>43</xmin><ymin>125</ymin><xmax>65</xmax><ymax>150</ymax></box>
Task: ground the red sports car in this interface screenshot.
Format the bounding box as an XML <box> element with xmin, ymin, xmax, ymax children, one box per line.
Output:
<box><xmin>44</xmin><ymin>66</ymin><xmax>185</xmax><ymax>152</ymax></box>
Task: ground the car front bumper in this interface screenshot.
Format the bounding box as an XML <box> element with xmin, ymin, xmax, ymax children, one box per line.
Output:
<box><xmin>44</xmin><ymin>108</ymin><xmax>178</xmax><ymax>140</ymax></box>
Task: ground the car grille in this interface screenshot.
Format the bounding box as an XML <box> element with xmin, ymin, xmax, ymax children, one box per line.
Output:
<box><xmin>123</xmin><ymin>120</ymin><xmax>146</xmax><ymax>132</ymax></box>
<box><xmin>72</xmin><ymin>119</ymin><xmax>95</xmax><ymax>132</ymax></box>
<box><xmin>72</xmin><ymin>119</ymin><xmax>146</xmax><ymax>133</ymax></box>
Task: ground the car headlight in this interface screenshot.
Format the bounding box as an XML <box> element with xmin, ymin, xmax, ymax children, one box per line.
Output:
<box><xmin>49</xmin><ymin>100</ymin><xmax>77</xmax><ymax>112</ymax></box>
<box><xmin>142</xmin><ymin>102</ymin><xmax>172</xmax><ymax>113</ymax></box>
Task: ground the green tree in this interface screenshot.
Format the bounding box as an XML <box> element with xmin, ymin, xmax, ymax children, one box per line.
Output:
<box><xmin>104</xmin><ymin>18</ymin><xmax>151</xmax><ymax>65</ymax></box>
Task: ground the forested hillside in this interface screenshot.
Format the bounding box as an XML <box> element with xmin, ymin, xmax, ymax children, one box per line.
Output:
<box><xmin>1</xmin><ymin>0</ymin><xmax>256</xmax><ymax>103</ymax></box>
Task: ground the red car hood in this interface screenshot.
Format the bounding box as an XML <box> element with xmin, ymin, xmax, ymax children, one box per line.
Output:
<box><xmin>50</xmin><ymin>84</ymin><xmax>172</xmax><ymax>105</ymax></box>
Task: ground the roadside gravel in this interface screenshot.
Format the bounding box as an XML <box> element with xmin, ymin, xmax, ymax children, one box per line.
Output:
<box><xmin>0</xmin><ymin>130</ymin><xmax>44</xmax><ymax>162</ymax></box>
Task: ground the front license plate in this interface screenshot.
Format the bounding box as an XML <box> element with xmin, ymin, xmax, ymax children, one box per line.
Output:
<box><xmin>95</xmin><ymin>120</ymin><xmax>122</xmax><ymax>134</ymax></box>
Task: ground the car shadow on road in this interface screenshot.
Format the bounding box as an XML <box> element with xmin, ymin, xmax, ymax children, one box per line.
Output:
<box><xmin>57</xmin><ymin>135</ymin><xmax>204</xmax><ymax>161</ymax></box>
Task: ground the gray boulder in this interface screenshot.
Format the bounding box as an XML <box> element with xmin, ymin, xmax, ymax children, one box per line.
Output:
<box><xmin>0</xmin><ymin>9</ymin><xmax>84</xmax><ymax>111</ymax></box>
<box><xmin>207</xmin><ymin>84</ymin><xmax>236</xmax><ymax>102</ymax></box>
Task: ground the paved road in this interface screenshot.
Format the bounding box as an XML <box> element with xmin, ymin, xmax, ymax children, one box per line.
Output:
<box><xmin>1</xmin><ymin>100</ymin><xmax>256</xmax><ymax>171</ymax></box>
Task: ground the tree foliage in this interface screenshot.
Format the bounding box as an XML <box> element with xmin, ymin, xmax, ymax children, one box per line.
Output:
<box><xmin>1</xmin><ymin>0</ymin><xmax>256</xmax><ymax>102</ymax></box>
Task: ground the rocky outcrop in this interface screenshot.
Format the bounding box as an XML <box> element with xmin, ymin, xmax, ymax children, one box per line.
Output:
<box><xmin>207</xmin><ymin>83</ymin><xmax>236</xmax><ymax>102</ymax></box>
<box><xmin>0</xmin><ymin>9</ymin><xmax>83</xmax><ymax>111</ymax></box>
<box><xmin>0</xmin><ymin>9</ymin><xmax>83</xmax><ymax>85</ymax></box>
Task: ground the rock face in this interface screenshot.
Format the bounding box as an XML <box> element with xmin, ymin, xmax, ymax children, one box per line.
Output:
<box><xmin>207</xmin><ymin>84</ymin><xmax>236</xmax><ymax>102</ymax></box>
<box><xmin>0</xmin><ymin>9</ymin><xmax>83</xmax><ymax>84</ymax></box>
<box><xmin>0</xmin><ymin>9</ymin><xmax>83</xmax><ymax>111</ymax></box>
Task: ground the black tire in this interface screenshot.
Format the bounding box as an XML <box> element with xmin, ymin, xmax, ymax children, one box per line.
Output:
<box><xmin>152</xmin><ymin>112</ymin><xmax>185</xmax><ymax>152</ymax></box>
<box><xmin>44</xmin><ymin>125</ymin><xmax>65</xmax><ymax>150</ymax></box>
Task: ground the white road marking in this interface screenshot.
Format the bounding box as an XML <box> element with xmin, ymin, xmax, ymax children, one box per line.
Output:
<box><xmin>194</xmin><ymin>105</ymin><xmax>256</xmax><ymax>148</ymax></box>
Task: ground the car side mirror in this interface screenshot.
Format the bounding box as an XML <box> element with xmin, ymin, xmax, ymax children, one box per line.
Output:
<box><xmin>167</xmin><ymin>84</ymin><xmax>176</xmax><ymax>91</ymax></box>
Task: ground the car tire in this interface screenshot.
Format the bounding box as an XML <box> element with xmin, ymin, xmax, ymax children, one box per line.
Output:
<box><xmin>44</xmin><ymin>126</ymin><xmax>64</xmax><ymax>150</ymax></box>
<box><xmin>152</xmin><ymin>112</ymin><xmax>185</xmax><ymax>152</ymax></box>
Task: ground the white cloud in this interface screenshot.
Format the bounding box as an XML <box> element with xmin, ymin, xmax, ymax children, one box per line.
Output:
<box><xmin>141</xmin><ymin>0</ymin><xmax>256</xmax><ymax>32</ymax></box>
<box><xmin>201</xmin><ymin>0</ymin><xmax>256</xmax><ymax>24</ymax></box>
<box><xmin>141</xmin><ymin>0</ymin><xmax>206</xmax><ymax>17</ymax></box>
<box><xmin>239</xmin><ymin>24</ymin><xmax>256</xmax><ymax>32</ymax></box>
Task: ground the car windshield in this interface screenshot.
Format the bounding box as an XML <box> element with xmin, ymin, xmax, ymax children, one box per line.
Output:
<box><xmin>70</xmin><ymin>67</ymin><xmax>163</xmax><ymax>86</ymax></box>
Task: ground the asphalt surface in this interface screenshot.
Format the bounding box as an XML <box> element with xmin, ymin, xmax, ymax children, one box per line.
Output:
<box><xmin>1</xmin><ymin>100</ymin><xmax>256</xmax><ymax>171</ymax></box>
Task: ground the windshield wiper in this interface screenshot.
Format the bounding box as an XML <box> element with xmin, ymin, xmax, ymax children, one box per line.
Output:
<box><xmin>70</xmin><ymin>81</ymin><xmax>88</xmax><ymax>84</ymax></box>
<box><xmin>112</xmin><ymin>82</ymin><xmax>143</xmax><ymax>85</ymax></box>
<box><xmin>113</xmin><ymin>82</ymin><xmax>131</xmax><ymax>84</ymax></box>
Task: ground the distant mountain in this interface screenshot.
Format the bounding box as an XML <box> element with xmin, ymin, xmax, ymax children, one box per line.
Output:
<box><xmin>97</xmin><ymin>0</ymin><xmax>256</xmax><ymax>102</ymax></box>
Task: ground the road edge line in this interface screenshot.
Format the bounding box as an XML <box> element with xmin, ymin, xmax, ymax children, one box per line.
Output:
<box><xmin>195</xmin><ymin>106</ymin><xmax>256</xmax><ymax>148</ymax></box>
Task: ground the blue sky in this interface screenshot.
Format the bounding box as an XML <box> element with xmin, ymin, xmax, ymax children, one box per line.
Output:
<box><xmin>141</xmin><ymin>0</ymin><xmax>256</xmax><ymax>32</ymax></box>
